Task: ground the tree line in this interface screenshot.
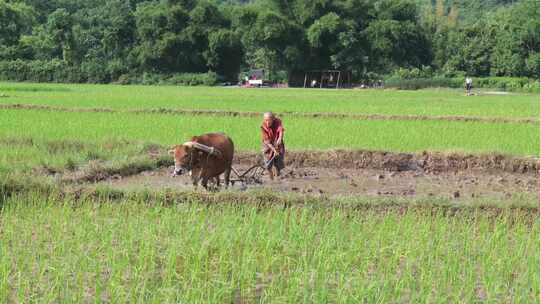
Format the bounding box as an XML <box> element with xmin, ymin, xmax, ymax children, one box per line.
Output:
<box><xmin>0</xmin><ymin>0</ymin><xmax>538</xmax><ymax>84</ymax></box>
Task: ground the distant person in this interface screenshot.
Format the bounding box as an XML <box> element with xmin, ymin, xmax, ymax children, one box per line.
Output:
<box><xmin>261</xmin><ymin>112</ymin><xmax>285</xmax><ymax>180</ymax></box>
<box><xmin>465</xmin><ymin>76</ymin><xmax>473</xmax><ymax>96</ymax></box>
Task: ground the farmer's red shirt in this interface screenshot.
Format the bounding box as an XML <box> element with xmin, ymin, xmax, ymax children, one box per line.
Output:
<box><xmin>261</xmin><ymin>118</ymin><xmax>284</xmax><ymax>144</ymax></box>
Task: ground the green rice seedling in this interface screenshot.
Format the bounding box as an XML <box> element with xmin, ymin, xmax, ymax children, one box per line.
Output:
<box><xmin>2</xmin><ymin>109</ymin><xmax>540</xmax><ymax>157</ymax></box>
<box><xmin>2</xmin><ymin>82</ymin><xmax>540</xmax><ymax>118</ymax></box>
<box><xmin>2</xmin><ymin>196</ymin><xmax>540</xmax><ymax>303</ymax></box>
<box><xmin>0</xmin><ymin>137</ymin><xmax>150</xmax><ymax>173</ymax></box>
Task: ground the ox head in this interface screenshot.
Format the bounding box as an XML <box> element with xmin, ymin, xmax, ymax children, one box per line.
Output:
<box><xmin>169</xmin><ymin>142</ymin><xmax>197</xmax><ymax>176</ymax></box>
<box><xmin>169</xmin><ymin>141</ymin><xmax>221</xmax><ymax>176</ymax></box>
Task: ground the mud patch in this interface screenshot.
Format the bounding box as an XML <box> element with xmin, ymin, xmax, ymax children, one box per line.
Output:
<box><xmin>99</xmin><ymin>162</ymin><xmax>540</xmax><ymax>201</ymax></box>
<box><xmin>59</xmin><ymin>149</ymin><xmax>540</xmax><ymax>186</ymax></box>
<box><xmin>62</xmin><ymin>157</ymin><xmax>172</xmax><ymax>183</ymax></box>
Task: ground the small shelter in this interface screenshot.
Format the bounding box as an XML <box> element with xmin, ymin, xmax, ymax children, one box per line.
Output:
<box><xmin>302</xmin><ymin>70</ymin><xmax>352</xmax><ymax>89</ymax></box>
<box><xmin>247</xmin><ymin>69</ymin><xmax>265</xmax><ymax>86</ymax></box>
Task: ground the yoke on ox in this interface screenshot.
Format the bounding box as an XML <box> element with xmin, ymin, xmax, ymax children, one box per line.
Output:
<box><xmin>169</xmin><ymin>133</ymin><xmax>234</xmax><ymax>189</ymax></box>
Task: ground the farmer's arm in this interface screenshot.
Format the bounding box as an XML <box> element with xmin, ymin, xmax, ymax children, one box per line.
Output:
<box><xmin>262</xmin><ymin>128</ymin><xmax>276</xmax><ymax>152</ymax></box>
<box><xmin>275</xmin><ymin>125</ymin><xmax>284</xmax><ymax>146</ymax></box>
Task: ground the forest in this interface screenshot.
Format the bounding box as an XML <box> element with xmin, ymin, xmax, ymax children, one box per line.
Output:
<box><xmin>0</xmin><ymin>0</ymin><xmax>538</xmax><ymax>83</ymax></box>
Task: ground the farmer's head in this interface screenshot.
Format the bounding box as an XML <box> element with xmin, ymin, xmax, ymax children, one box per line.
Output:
<box><xmin>263</xmin><ymin>112</ymin><xmax>275</xmax><ymax>126</ymax></box>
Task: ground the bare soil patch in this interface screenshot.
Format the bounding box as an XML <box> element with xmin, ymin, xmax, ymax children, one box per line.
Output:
<box><xmin>235</xmin><ymin>150</ymin><xmax>540</xmax><ymax>174</ymax></box>
<box><xmin>479</xmin><ymin>91</ymin><xmax>511</xmax><ymax>95</ymax></box>
<box><xmin>57</xmin><ymin>150</ymin><xmax>540</xmax><ymax>185</ymax></box>
<box><xmin>99</xmin><ymin>159</ymin><xmax>540</xmax><ymax>201</ymax></box>
<box><xmin>37</xmin><ymin>149</ymin><xmax>540</xmax><ymax>201</ymax></box>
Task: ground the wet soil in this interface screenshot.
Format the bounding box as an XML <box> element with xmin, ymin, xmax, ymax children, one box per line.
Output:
<box><xmin>235</xmin><ymin>150</ymin><xmax>540</xmax><ymax>175</ymax></box>
<box><xmin>100</xmin><ymin>163</ymin><xmax>540</xmax><ymax>201</ymax></box>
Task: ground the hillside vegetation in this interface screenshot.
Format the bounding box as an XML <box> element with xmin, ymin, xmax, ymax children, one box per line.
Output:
<box><xmin>0</xmin><ymin>0</ymin><xmax>538</xmax><ymax>83</ymax></box>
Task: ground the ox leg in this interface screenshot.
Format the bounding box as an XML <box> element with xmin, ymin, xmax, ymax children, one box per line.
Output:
<box><xmin>191</xmin><ymin>168</ymin><xmax>201</xmax><ymax>189</ymax></box>
<box><xmin>201</xmin><ymin>177</ymin><xmax>209</xmax><ymax>190</ymax></box>
<box><xmin>191</xmin><ymin>176</ymin><xmax>200</xmax><ymax>188</ymax></box>
<box><xmin>224</xmin><ymin>168</ymin><xmax>231</xmax><ymax>189</ymax></box>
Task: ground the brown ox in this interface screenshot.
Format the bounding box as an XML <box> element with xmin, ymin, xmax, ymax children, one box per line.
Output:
<box><xmin>169</xmin><ymin>133</ymin><xmax>234</xmax><ymax>189</ymax></box>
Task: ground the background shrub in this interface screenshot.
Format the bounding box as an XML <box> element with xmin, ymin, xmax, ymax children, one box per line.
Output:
<box><xmin>385</xmin><ymin>75</ymin><xmax>540</xmax><ymax>92</ymax></box>
<box><xmin>0</xmin><ymin>60</ymin><xmax>219</xmax><ymax>86</ymax></box>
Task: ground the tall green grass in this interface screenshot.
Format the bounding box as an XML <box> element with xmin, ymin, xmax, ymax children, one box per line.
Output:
<box><xmin>2</xmin><ymin>196</ymin><xmax>540</xmax><ymax>303</ymax></box>
<box><xmin>0</xmin><ymin>138</ymin><xmax>158</xmax><ymax>173</ymax></box>
<box><xmin>2</xmin><ymin>82</ymin><xmax>540</xmax><ymax>118</ymax></box>
<box><xmin>2</xmin><ymin>109</ymin><xmax>540</xmax><ymax>158</ymax></box>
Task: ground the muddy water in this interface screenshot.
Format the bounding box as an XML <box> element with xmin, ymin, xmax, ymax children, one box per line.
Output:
<box><xmin>99</xmin><ymin>164</ymin><xmax>540</xmax><ymax>201</ymax></box>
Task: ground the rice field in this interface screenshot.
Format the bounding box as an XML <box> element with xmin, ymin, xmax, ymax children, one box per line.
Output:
<box><xmin>3</xmin><ymin>107</ymin><xmax>540</xmax><ymax>174</ymax></box>
<box><xmin>2</xmin><ymin>196</ymin><xmax>540</xmax><ymax>303</ymax></box>
<box><xmin>1</xmin><ymin>107</ymin><xmax>539</xmax><ymax>151</ymax></box>
<box><xmin>2</xmin><ymin>82</ymin><xmax>540</xmax><ymax>118</ymax></box>
<box><xmin>2</xmin><ymin>82</ymin><xmax>540</xmax><ymax>302</ymax></box>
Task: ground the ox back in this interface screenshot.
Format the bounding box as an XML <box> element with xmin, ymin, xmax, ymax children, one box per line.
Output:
<box><xmin>191</xmin><ymin>132</ymin><xmax>234</xmax><ymax>187</ymax></box>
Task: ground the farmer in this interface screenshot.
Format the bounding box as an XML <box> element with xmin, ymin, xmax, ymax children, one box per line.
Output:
<box><xmin>261</xmin><ymin>112</ymin><xmax>285</xmax><ymax>180</ymax></box>
<box><xmin>465</xmin><ymin>76</ymin><xmax>473</xmax><ymax>96</ymax></box>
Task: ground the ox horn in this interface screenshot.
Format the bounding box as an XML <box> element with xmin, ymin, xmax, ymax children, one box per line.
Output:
<box><xmin>183</xmin><ymin>141</ymin><xmax>222</xmax><ymax>156</ymax></box>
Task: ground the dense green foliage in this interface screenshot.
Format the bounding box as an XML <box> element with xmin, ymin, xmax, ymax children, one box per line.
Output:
<box><xmin>385</xmin><ymin>76</ymin><xmax>540</xmax><ymax>92</ymax></box>
<box><xmin>416</xmin><ymin>0</ymin><xmax>517</xmax><ymax>22</ymax></box>
<box><xmin>0</xmin><ymin>0</ymin><xmax>538</xmax><ymax>83</ymax></box>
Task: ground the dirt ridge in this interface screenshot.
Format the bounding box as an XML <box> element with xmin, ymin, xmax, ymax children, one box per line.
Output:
<box><xmin>3</xmin><ymin>103</ymin><xmax>540</xmax><ymax>124</ymax></box>
<box><xmin>235</xmin><ymin>150</ymin><xmax>540</xmax><ymax>174</ymax></box>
